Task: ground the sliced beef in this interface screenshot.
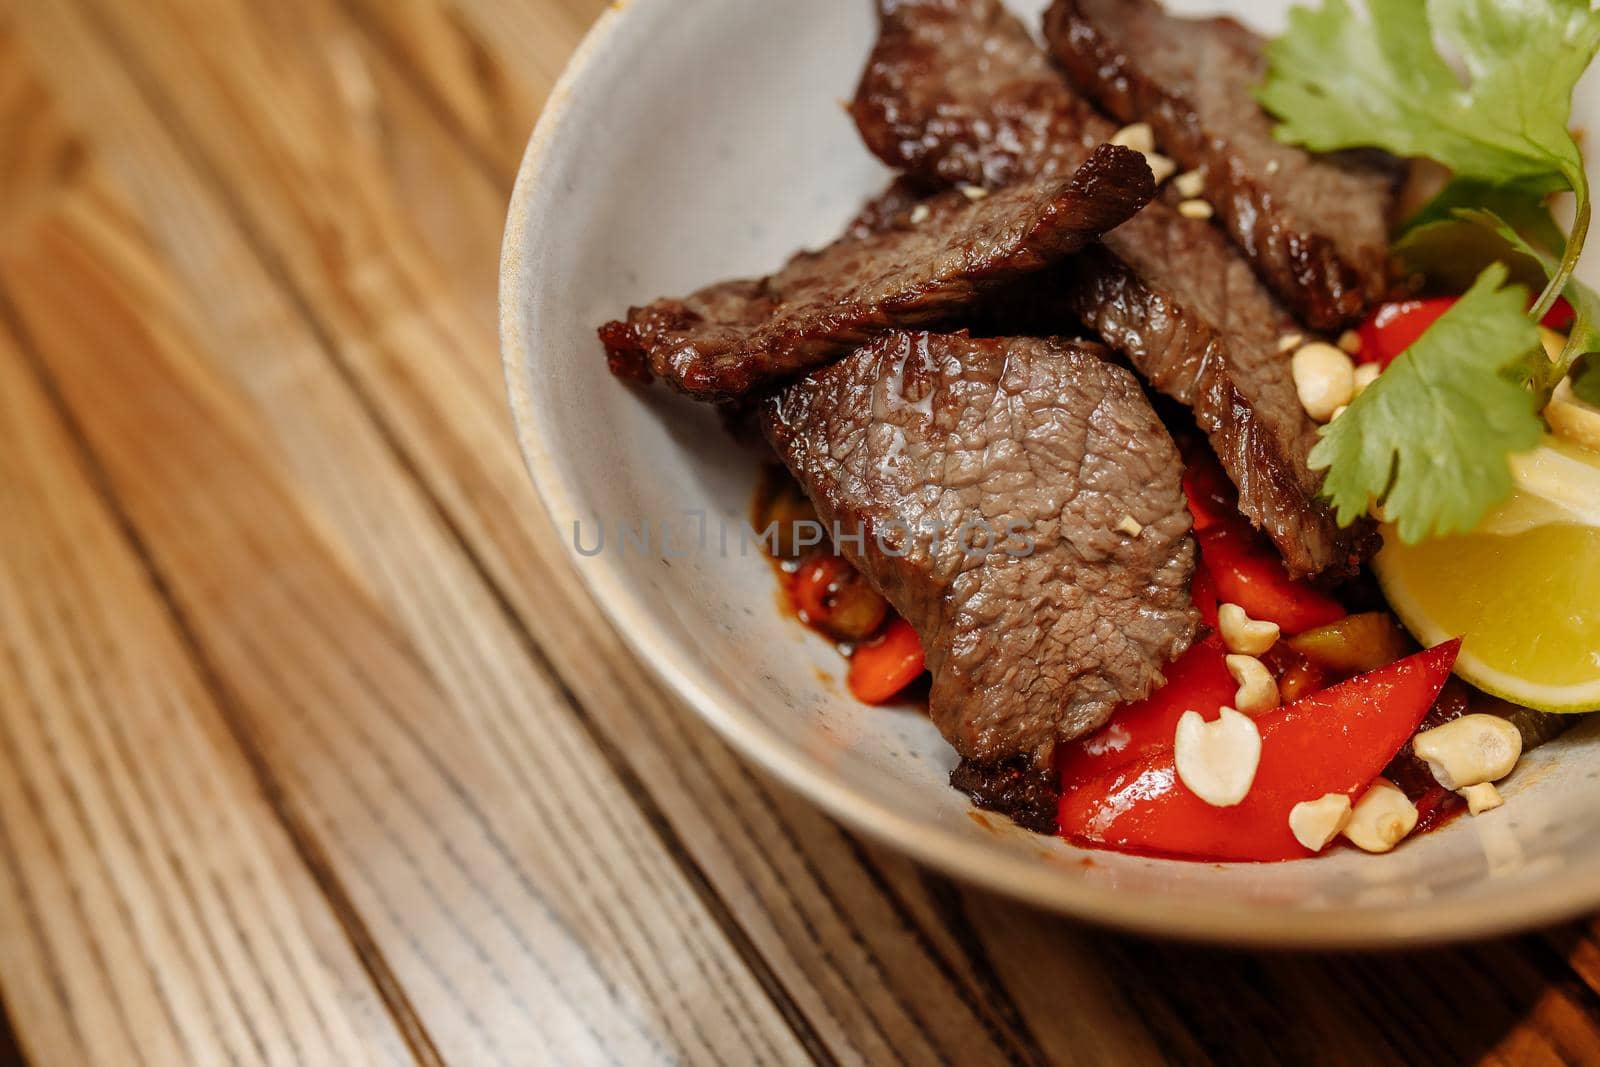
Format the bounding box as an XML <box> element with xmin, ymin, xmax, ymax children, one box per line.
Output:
<box><xmin>1049</xmin><ymin>247</ymin><xmax>1364</xmax><ymax>575</ymax></box>
<box><xmin>849</xmin><ymin>0</ymin><xmax>1372</xmax><ymax>576</ymax></box>
<box><xmin>852</xmin><ymin>0</ymin><xmax>1111</xmax><ymax>188</ymax></box>
<box><xmin>764</xmin><ymin>331</ymin><xmax>1199</xmax><ymax>763</ymax></box>
<box><xmin>598</xmin><ymin>146</ymin><xmax>1153</xmax><ymax>402</ymax></box>
<box><xmin>845</xmin><ymin>175</ymin><xmax>937</xmax><ymax>240</ymax></box>
<box><xmin>1044</xmin><ymin>0</ymin><xmax>1397</xmax><ymax>330</ymax></box>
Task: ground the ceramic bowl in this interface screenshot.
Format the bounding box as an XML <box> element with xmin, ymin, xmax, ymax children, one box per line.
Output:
<box><xmin>502</xmin><ymin>0</ymin><xmax>1600</xmax><ymax>945</ymax></box>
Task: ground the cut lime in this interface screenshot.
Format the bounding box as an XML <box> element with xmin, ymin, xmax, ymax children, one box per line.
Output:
<box><xmin>1374</xmin><ymin>437</ymin><xmax>1600</xmax><ymax>713</ymax></box>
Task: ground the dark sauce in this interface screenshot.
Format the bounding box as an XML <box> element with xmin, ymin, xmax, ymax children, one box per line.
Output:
<box><xmin>751</xmin><ymin>465</ymin><xmax>919</xmax><ymax>680</ymax></box>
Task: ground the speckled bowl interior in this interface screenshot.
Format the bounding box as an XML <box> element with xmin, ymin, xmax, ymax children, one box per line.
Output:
<box><xmin>502</xmin><ymin>0</ymin><xmax>1600</xmax><ymax>945</ymax></box>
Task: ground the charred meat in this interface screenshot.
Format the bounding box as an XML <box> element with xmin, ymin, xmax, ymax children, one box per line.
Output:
<box><xmin>599</xmin><ymin>146</ymin><xmax>1154</xmax><ymax>401</ymax></box>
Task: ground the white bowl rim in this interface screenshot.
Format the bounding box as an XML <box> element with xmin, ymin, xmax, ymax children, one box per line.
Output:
<box><xmin>500</xmin><ymin>0</ymin><xmax>1600</xmax><ymax>947</ymax></box>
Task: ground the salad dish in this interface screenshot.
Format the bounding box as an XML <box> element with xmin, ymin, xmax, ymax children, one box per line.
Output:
<box><xmin>505</xmin><ymin>0</ymin><xmax>1600</xmax><ymax>939</ymax></box>
<box><xmin>590</xmin><ymin>0</ymin><xmax>1600</xmax><ymax>865</ymax></box>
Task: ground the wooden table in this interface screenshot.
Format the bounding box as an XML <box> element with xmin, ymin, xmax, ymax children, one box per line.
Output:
<box><xmin>2</xmin><ymin>1</ymin><xmax>1599</xmax><ymax>1063</ymax></box>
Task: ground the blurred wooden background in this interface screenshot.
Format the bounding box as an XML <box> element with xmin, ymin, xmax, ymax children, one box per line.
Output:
<box><xmin>1</xmin><ymin>0</ymin><xmax>1599</xmax><ymax>1063</ymax></box>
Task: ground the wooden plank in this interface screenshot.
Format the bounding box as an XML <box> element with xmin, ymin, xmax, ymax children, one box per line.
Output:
<box><xmin>334</xmin><ymin>0</ymin><xmax>551</xmax><ymax>187</ymax></box>
<box><xmin>0</xmin><ymin>999</ymin><xmax>23</xmax><ymax>1067</ymax></box>
<box><xmin>0</xmin><ymin>304</ymin><xmax>414</xmax><ymax>1067</ymax></box>
<box><xmin>0</xmin><ymin>31</ymin><xmax>418</xmax><ymax>1067</ymax></box>
<box><xmin>1068</xmin><ymin>928</ymin><xmax>1600</xmax><ymax>1066</ymax></box>
<box><xmin>0</xmin><ymin>13</ymin><xmax>812</xmax><ymax>1065</ymax></box>
<box><xmin>12</xmin><ymin>0</ymin><xmax>1049</xmax><ymax>1062</ymax></box>
<box><xmin>1559</xmin><ymin>921</ymin><xmax>1600</xmax><ymax>1004</ymax></box>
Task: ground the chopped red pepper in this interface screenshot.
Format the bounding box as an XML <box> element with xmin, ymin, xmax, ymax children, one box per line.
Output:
<box><xmin>847</xmin><ymin>617</ymin><xmax>925</xmax><ymax>704</ymax></box>
<box><xmin>1056</xmin><ymin>635</ymin><xmax>1234</xmax><ymax>786</ymax></box>
<box><xmin>1181</xmin><ymin>450</ymin><xmax>1236</xmax><ymax>533</ymax></box>
<box><xmin>1541</xmin><ymin>295</ymin><xmax>1576</xmax><ymax>333</ymax></box>
<box><xmin>1356</xmin><ymin>297</ymin><xmax>1455</xmax><ymax>368</ymax></box>
<box><xmin>1357</xmin><ymin>294</ymin><xmax>1573</xmax><ymax>369</ymax></box>
<box><xmin>1180</xmin><ymin>448</ymin><xmax>1345</xmax><ymax>634</ymax></box>
<box><xmin>1190</xmin><ymin>558</ymin><xmax>1220</xmax><ymax>629</ymax></box>
<box><xmin>1195</xmin><ymin>522</ymin><xmax>1346</xmax><ymax>634</ymax></box>
<box><xmin>792</xmin><ymin>551</ymin><xmax>887</xmax><ymax>641</ymax></box>
<box><xmin>1057</xmin><ymin>639</ymin><xmax>1461</xmax><ymax>862</ymax></box>
<box><xmin>793</xmin><ymin>552</ymin><xmax>846</xmax><ymax>620</ymax></box>
<box><xmin>1272</xmin><ymin>655</ymin><xmax>1330</xmax><ymax>704</ymax></box>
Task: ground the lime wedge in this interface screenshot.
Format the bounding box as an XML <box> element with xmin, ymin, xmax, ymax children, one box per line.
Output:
<box><xmin>1374</xmin><ymin>437</ymin><xmax>1600</xmax><ymax>713</ymax></box>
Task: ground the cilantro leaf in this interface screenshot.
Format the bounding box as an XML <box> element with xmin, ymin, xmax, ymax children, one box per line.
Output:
<box><xmin>1261</xmin><ymin>0</ymin><xmax>1599</xmax><ymax>319</ymax></box>
<box><xmin>1560</xmin><ymin>280</ymin><xmax>1600</xmax><ymax>386</ymax></box>
<box><xmin>1574</xmin><ymin>356</ymin><xmax>1600</xmax><ymax>404</ymax></box>
<box><xmin>1264</xmin><ymin>0</ymin><xmax>1600</xmax><ymax>539</ymax></box>
<box><xmin>1260</xmin><ymin>0</ymin><xmax>1598</xmax><ymax>191</ymax></box>
<box><xmin>1454</xmin><ymin>206</ymin><xmax>1600</xmax><ymax>390</ymax></box>
<box><xmin>1401</xmin><ymin>179</ymin><xmax>1567</xmax><ymax>253</ymax></box>
<box><xmin>1393</xmin><ymin>215</ymin><xmax>1550</xmax><ymax>293</ymax></box>
<box><xmin>1397</xmin><ymin>198</ymin><xmax>1600</xmax><ymax>405</ymax></box>
<box><xmin>1309</xmin><ymin>264</ymin><xmax>1544</xmax><ymax>543</ymax></box>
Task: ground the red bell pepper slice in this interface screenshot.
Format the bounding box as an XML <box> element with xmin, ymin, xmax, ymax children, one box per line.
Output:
<box><xmin>1057</xmin><ymin>635</ymin><xmax>1234</xmax><ymax>785</ymax></box>
<box><xmin>1190</xmin><ymin>558</ymin><xmax>1220</xmax><ymax>629</ymax></box>
<box><xmin>1541</xmin><ymin>295</ymin><xmax>1576</xmax><ymax>332</ymax></box>
<box><xmin>1358</xmin><ymin>294</ymin><xmax>1573</xmax><ymax>369</ymax></box>
<box><xmin>847</xmin><ymin>617</ymin><xmax>925</xmax><ymax>704</ymax></box>
<box><xmin>1356</xmin><ymin>295</ymin><xmax>1568</xmax><ymax>367</ymax></box>
<box><xmin>1195</xmin><ymin>523</ymin><xmax>1346</xmax><ymax>634</ymax></box>
<box><xmin>1057</xmin><ymin>639</ymin><xmax>1461</xmax><ymax>862</ymax></box>
<box><xmin>1180</xmin><ymin>447</ymin><xmax>1345</xmax><ymax>634</ymax></box>
<box><xmin>1181</xmin><ymin>451</ymin><xmax>1236</xmax><ymax>533</ymax></box>
<box><xmin>1357</xmin><ymin>297</ymin><xmax>1455</xmax><ymax>368</ymax></box>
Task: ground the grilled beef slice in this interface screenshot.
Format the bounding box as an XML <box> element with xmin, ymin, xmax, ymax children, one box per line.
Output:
<box><xmin>764</xmin><ymin>331</ymin><xmax>1199</xmax><ymax>763</ymax></box>
<box><xmin>1044</xmin><ymin>0</ymin><xmax>1397</xmax><ymax>330</ymax></box>
<box><xmin>598</xmin><ymin>145</ymin><xmax>1152</xmax><ymax>402</ymax></box>
<box><xmin>845</xmin><ymin>175</ymin><xmax>939</xmax><ymax>240</ymax></box>
<box><xmin>850</xmin><ymin>0</ymin><xmax>1372</xmax><ymax>576</ymax></box>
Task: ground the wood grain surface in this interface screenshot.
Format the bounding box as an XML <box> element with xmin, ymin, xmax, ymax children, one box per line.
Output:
<box><xmin>0</xmin><ymin>0</ymin><xmax>1598</xmax><ymax>1064</ymax></box>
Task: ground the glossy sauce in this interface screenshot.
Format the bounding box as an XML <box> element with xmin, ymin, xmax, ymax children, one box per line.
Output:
<box><xmin>753</xmin><ymin>466</ymin><xmax>929</xmax><ymax>704</ymax></box>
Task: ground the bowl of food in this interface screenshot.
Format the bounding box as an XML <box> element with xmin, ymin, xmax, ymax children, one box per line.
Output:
<box><xmin>502</xmin><ymin>0</ymin><xmax>1600</xmax><ymax>945</ymax></box>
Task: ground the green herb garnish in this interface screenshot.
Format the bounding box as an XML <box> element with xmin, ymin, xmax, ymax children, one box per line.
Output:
<box><xmin>1259</xmin><ymin>0</ymin><xmax>1600</xmax><ymax>540</ymax></box>
<box><xmin>1313</xmin><ymin>264</ymin><xmax>1543</xmax><ymax>543</ymax></box>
